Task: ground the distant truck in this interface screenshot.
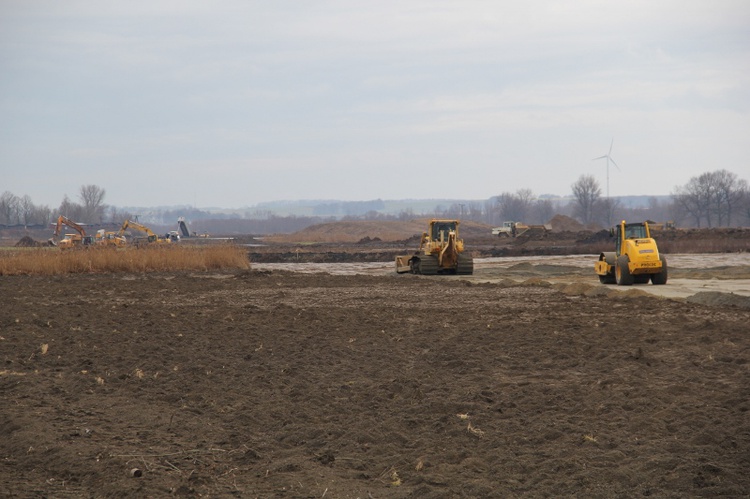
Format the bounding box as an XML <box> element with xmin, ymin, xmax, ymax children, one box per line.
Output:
<box><xmin>492</xmin><ymin>221</ymin><xmax>551</xmax><ymax>238</ymax></box>
<box><xmin>492</xmin><ymin>221</ymin><xmax>520</xmax><ymax>237</ymax></box>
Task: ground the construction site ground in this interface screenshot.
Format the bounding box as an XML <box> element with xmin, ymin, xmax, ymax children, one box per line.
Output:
<box><xmin>2</xmin><ymin>248</ymin><xmax>749</xmax><ymax>497</ymax></box>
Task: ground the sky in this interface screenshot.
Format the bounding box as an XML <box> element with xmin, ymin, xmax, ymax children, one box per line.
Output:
<box><xmin>1</xmin><ymin>1</ymin><xmax>749</xmax><ymax>209</ymax></box>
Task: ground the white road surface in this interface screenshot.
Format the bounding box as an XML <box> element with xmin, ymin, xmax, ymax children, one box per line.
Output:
<box><xmin>253</xmin><ymin>253</ymin><xmax>750</xmax><ymax>299</ymax></box>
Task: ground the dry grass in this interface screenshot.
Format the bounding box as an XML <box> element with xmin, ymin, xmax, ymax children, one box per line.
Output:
<box><xmin>0</xmin><ymin>244</ymin><xmax>250</xmax><ymax>276</ymax></box>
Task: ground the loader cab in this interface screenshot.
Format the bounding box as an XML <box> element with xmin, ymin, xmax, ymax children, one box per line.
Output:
<box><xmin>615</xmin><ymin>222</ymin><xmax>649</xmax><ymax>256</ymax></box>
<box><xmin>625</xmin><ymin>224</ymin><xmax>647</xmax><ymax>240</ymax></box>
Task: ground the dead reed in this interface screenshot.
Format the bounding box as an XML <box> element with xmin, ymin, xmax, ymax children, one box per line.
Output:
<box><xmin>0</xmin><ymin>244</ymin><xmax>250</xmax><ymax>276</ymax></box>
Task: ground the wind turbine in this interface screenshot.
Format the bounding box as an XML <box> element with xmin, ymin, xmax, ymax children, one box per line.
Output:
<box><xmin>592</xmin><ymin>138</ymin><xmax>620</xmax><ymax>198</ymax></box>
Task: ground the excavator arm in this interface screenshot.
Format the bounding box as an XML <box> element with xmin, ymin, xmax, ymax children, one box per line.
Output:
<box><xmin>53</xmin><ymin>215</ymin><xmax>86</xmax><ymax>238</ymax></box>
<box><xmin>117</xmin><ymin>219</ymin><xmax>168</xmax><ymax>244</ymax></box>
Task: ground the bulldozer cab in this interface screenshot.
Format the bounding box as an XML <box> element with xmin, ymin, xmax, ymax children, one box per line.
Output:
<box><xmin>431</xmin><ymin>221</ymin><xmax>457</xmax><ymax>242</ymax></box>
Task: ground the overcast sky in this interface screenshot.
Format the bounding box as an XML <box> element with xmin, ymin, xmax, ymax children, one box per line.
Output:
<box><xmin>1</xmin><ymin>1</ymin><xmax>749</xmax><ymax>209</ymax></box>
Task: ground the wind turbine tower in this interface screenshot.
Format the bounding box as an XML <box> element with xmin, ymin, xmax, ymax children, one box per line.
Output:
<box><xmin>592</xmin><ymin>139</ymin><xmax>620</xmax><ymax>198</ymax></box>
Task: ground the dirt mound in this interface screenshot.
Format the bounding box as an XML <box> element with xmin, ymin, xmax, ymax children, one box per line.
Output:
<box><xmin>548</xmin><ymin>214</ymin><xmax>585</xmax><ymax>232</ymax></box>
<box><xmin>686</xmin><ymin>291</ymin><xmax>750</xmax><ymax>309</ymax></box>
<box><xmin>14</xmin><ymin>236</ymin><xmax>42</xmax><ymax>247</ymax></box>
<box><xmin>265</xmin><ymin>219</ymin><xmax>495</xmax><ymax>244</ymax></box>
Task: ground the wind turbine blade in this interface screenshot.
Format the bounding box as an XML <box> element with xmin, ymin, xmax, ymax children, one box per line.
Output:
<box><xmin>592</xmin><ymin>155</ymin><xmax>607</xmax><ymax>160</ymax></box>
<box><xmin>608</xmin><ymin>138</ymin><xmax>614</xmax><ymax>155</ymax></box>
<box><xmin>609</xmin><ymin>157</ymin><xmax>621</xmax><ymax>170</ymax></box>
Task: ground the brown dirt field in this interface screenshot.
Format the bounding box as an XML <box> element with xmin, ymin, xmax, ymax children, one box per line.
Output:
<box><xmin>2</xmin><ymin>269</ymin><xmax>749</xmax><ymax>497</ymax></box>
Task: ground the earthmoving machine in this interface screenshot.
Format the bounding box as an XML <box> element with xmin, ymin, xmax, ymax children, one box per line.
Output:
<box><xmin>177</xmin><ymin>217</ymin><xmax>209</xmax><ymax>237</ymax></box>
<box><xmin>396</xmin><ymin>219</ymin><xmax>473</xmax><ymax>275</ymax></box>
<box><xmin>595</xmin><ymin>220</ymin><xmax>667</xmax><ymax>285</ymax></box>
<box><xmin>492</xmin><ymin>221</ymin><xmax>551</xmax><ymax>238</ymax></box>
<box><xmin>178</xmin><ymin>217</ymin><xmax>190</xmax><ymax>237</ymax></box>
<box><xmin>117</xmin><ymin>219</ymin><xmax>171</xmax><ymax>246</ymax></box>
<box><xmin>50</xmin><ymin>215</ymin><xmax>94</xmax><ymax>249</ymax></box>
<box><xmin>95</xmin><ymin>229</ymin><xmax>127</xmax><ymax>247</ymax></box>
<box><xmin>492</xmin><ymin>221</ymin><xmax>520</xmax><ymax>237</ymax></box>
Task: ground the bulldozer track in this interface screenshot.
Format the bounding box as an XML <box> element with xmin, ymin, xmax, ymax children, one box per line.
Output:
<box><xmin>415</xmin><ymin>255</ymin><xmax>440</xmax><ymax>275</ymax></box>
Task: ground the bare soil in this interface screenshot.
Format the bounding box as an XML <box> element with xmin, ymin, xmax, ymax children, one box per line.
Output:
<box><xmin>2</xmin><ymin>264</ymin><xmax>749</xmax><ymax>497</ymax></box>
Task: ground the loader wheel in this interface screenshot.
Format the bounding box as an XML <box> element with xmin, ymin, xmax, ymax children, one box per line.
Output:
<box><xmin>651</xmin><ymin>256</ymin><xmax>668</xmax><ymax>285</ymax></box>
<box><xmin>615</xmin><ymin>255</ymin><xmax>634</xmax><ymax>286</ymax></box>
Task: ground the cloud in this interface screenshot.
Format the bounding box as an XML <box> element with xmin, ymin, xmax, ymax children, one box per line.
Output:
<box><xmin>1</xmin><ymin>0</ymin><xmax>748</xmax><ymax>207</ymax></box>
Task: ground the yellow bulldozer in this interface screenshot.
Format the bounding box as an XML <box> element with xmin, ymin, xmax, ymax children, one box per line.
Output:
<box><xmin>595</xmin><ymin>220</ymin><xmax>667</xmax><ymax>285</ymax></box>
<box><xmin>396</xmin><ymin>219</ymin><xmax>473</xmax><ymax>275</ymax></box>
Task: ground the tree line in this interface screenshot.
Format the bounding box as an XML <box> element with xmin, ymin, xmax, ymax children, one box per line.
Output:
<box><xmin>565</xmin><ymin>169</ymin><xmax>748</xmax><ymax>228</ymax></box>
<box><xmin>2</xmin><ymin>169</ymin><xmax>748</xmax><ymax>231</ymax></box>
<box><xmin>0</xmin><ymin>185</ymin><xmax>131</xmax><ymax>227</ymax></box>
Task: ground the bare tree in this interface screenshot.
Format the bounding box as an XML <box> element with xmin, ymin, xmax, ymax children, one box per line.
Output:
<box><xmin>672</xmin><ymin>170</ymin><xmax>747</xmax><ymax>227</ymax></box>
<box><xmin>78</xmin><ymin>184</ymin><xmax>107</xmax><ymax>223</ymax></box>
<box><xmin>0</xmin><ymin>192</ymin><xmax>52</xmax><ymax>226</ymax></box>
<box><xmin>496</xmin><ymin>189</ymin><xmax>534</xmax><ymax>222</ymax></box>
<box><xmin>595</xmin><ymin>197</ymin><xmax>621</xmax><ymax>227</ymax></box>
<box><xmin>713</xmin><ymin>169</ymin><xmax>747</xmax><ymax>226</ymax></box>
<box><xmin>58</xmin><ymin>195</ymin><xmax>84</xmax><ymax>221</ymax></box>
<box><xmin>18</xmin><ymin>195</ymin><xmax>35</xmax><ymax>225</ymax></box>
<box><xmin>105</xmin><ymin>206</ymin><xmax>134</xmax><ymax>224</ymax></box>
<box><xmin>571</xmin><ymin>174</ymin><xmax>601</xmax><ymax>225</ymax></box>
<box><xmin>530</xmin><ymin>198</ymin><xmax>555</xmax><ymax>225</ymax></box>
<box><xmin>0</xmin><ymin>191</ymin><xmax>20</xmax><ymax>224</ymax></box>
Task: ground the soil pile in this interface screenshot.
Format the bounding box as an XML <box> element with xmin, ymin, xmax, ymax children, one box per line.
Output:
<box><xmin>2</xmin><ymin>271</ymin><xmax>748</xmax><ymax>497</ymax></box>
<box><xmin>14</xmin><ymin>236</ymin><xmax>42</xmax><ymax>247</ymax></box>
<box><xmin>548</xmin><ymin>214</ymin><xmax>585</xmax><ymax>232</ymax></box>
<box><xmin>265</xmin><ymin>219</ymin><xmax>495</xmax><ymax>244</ymax></box>
<box><xmin>686</xmin><ymin>291</ymin><xmax>750</xmax><ymax>309</ymax></box>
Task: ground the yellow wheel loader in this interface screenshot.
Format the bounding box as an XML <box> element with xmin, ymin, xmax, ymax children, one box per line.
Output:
<box><xmin>395</xmin><ymin>219</ymin><xmax>473</xmax><ymax>275</ymax></box>
<box><xmin>117</xmin><ymin>219</ymin><xmax>172</xmax><ymax>246</ymax></box>
<box><xmin>595</xmin><ymin>220</ymin><xmax>667</xmax><ymax>286</ymax></box>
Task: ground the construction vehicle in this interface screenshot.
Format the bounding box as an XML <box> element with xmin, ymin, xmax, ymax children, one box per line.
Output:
<box><xmin>396</xmin><ymin>219</ymin><xmax>473</xmax><ymax>275</ymax></box>
<box><xmin>492</xmin><ymin>221</ymin><xmax>520</xmax><ymax>237</ymax></box>
<box><xmin>595</xmin><ymin>220</ymin><xmax>667</xmax><ymax>285</ymax></box>
<box><xmin>492</xmin><ymin>221</ymin><xmax>551</xmax><ymax>238</ymax></box>
<box><xmin>177</xmin><ymin>217</ymin><xmax>190</xmax><ymax>238</ymax></box>
<box><xmin>177</xmin><ymin>217</ymin><xmax>209</xmax><ymax>237</ymax></box>
<box><xmin>50</xmin><ymin>215</ymin><xmax>94</xmax><ymax>249</ymax></box>
<box><xmin>95</xmin><ymin>229</ymin><xmax>127</xmax><ymax>247</ymax></box>
<box><xmin>117</xmin><ymin>219</ymin><xmax>171</xmax><ymax>246</ymax></box>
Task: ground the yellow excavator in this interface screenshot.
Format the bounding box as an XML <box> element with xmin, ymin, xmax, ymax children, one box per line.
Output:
<box><xmin>117</xmin><ymin>219</ymin><xmax>171</xmax><ymax>246</ymax></box>
<box><xmin>595</xmin><ymin>220</ymin><xmax>667</xmax><ymax>285</ymax></box>
<box><xmin>396</xmin><ymin>219</ymin><xmax>473</xmax><ymax>275</ymax></box>
<box><xmin>50</xmin><ymin>215</ymin><xmax>94</xmax><ymax>249</ymax></box>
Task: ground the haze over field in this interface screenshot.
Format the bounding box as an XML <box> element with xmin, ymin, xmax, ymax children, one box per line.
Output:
<box><xmin>2</xmin><ymin>1</ymin><xmax>749</xmax><ymax>208</ymax></box>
